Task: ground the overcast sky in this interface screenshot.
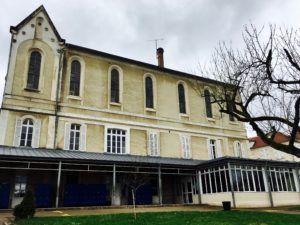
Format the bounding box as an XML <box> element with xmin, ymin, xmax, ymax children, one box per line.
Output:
<box><xmin>1</xmin><ymin>0</ymin><xmax>300</xmax><ymax>136</ymax></box>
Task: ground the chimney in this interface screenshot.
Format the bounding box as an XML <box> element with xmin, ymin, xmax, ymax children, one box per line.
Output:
<box><xmin>156</xmin><ymin>47</ymin><xmax>164</xmax><ymax>68</ymax></box>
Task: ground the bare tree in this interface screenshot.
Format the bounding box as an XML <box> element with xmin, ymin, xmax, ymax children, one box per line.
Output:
<box><xmin>122</xmin><ymin>173</ymin><xmax>150</xmax><ymax>219</ymax></box>
<box><xmin>193</xmin><ymin>24</ymin><xmax>300</xmax><ymax>157</ymax></box>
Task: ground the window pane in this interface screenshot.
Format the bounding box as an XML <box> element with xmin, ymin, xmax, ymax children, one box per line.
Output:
<box><xmin>145</xmin><ymin>76</ymin><xmax>154</xmax><ymax>108</ymax></box>
<box><xmin>211</xmin><ymin>172</ymin><xmax>216</xmax><ymax>193</ymax></box>
<box><xmin>69</xmin><ymin>60</ymin><xmax>81</xmax><ymax>96</ymax></box>
<box><xmin>204</xmin><ymin>89</ymin><xmax>212</xmax><ymax>118</ymax></box>
<box><xmin>111</xmin><ymin>69</ymin><xmax>120</xmax><ymax>103</ymax></box>
<box><xmin>216</xmin><ymin>170</ymin><xmax>222</xmax><ymax>192</ymax></box>
<box><xmin>220</xmin><ymin>170</ymin><xmax>227</xmax><ymax>192</ymax></box>
<box><xmin>178</xmin><ymin>84</ymin><xmax>186</xmax><ymax>114</ymax></box>
<box><xmin>27</xmin><ymin>51</ymin><xmax>41</xmax><ymax>89</ymax></box>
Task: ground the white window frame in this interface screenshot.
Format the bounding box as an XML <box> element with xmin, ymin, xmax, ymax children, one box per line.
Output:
<box><xmin>234</xmin><ymin>141</ymin><xmax>243</xmax><ymax>158</ymax></box>
<box><xmin>66</xmin><ymin>56</ymin><xmax>86</xmax><ymax>100</ymax></box>
<box><xmin>176</xmin><ymin>80</ymin><xmax>190</xmax><ymax>116</ymax></box>
<box><xmin>148</xmin><ymin>131</ymin><xmax>160</xmax><ymax>156</ymax></box>
<box><xmin>23</xmin><ymin>48</ymin><xmax>45</xmax><ymax>92</ymax></box>
<box><xmin>144</xmin><ymin>73</ymin><xmax>157</xmax><ymax>111</ymax></box>
<box><xmin>64</xmin><ymin>122</ymin><xmax>87</xmax><ymax>151</ymax></box>
<box><xmin>14</xmin><ymin>115</ymin><xmax>41</xmax><ymax>148</ymax></box>
<box><xmin>181</xmin><ymin>135</ymin><xmax>191</xmax><ymax>159</ymax></box>
<box><xmin>108</xmin><ymin>65</ymin><xmax>123</xmax><ymax>107</ymax></box>
<box><xmin>104</xmin><ymin>125</ymin><xmax>130</xmax><ymax>154</ymax></box>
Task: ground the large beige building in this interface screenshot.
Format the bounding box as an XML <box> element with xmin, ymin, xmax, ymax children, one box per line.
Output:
<box><xmin>0</xmin><ymin>6</ymin><xmax>299</xmax><ymax>209</ymax></box>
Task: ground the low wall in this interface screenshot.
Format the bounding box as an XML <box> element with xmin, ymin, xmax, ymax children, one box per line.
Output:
<box><xmin>272</xmin><ymin>192</ymin><xmax>300</xmax><ymax>206</ymax></box>
<box><xmin>235</xmin><ymin>192</ymin><xmax>270</xmax><ymax>208</ymax></box>
<box><xmin>201</xmin><ymin>192</ymin><xmax>232</xmax><ymax>206</ymax></box>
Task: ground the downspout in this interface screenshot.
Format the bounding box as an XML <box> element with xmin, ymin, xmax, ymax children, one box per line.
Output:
<box><xmin>53</xmin><ymin>47</ymin><xmax>65</xmax><ymax>149</ymax></box>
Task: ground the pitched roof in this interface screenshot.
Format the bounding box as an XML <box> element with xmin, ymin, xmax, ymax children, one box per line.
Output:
<box><xmin>10</xmin><ymin>5</ymin><xmax>65</xmax><ymax>43</ymax></box>
<box><xmin>249</xmin><ymin>133</ymin><xmax>290</xmax><ymax>149</ymax></box>
<box><xmin>66</xmin><ymin>43</ymin><xmax>231</xmax><ymax>87</ymax></box>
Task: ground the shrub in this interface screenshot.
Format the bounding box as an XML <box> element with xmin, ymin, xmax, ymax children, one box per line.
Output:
<box><xmin>13</xmin><ymin>190</ymin><xmax>36</xmax><ymax>220</ymax></box>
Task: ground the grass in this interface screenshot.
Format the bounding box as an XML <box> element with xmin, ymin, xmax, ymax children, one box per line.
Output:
<box><xmin>15</xmin><ymin>211</ymin><xmax>300</xmax><ymax>225</ymax></box>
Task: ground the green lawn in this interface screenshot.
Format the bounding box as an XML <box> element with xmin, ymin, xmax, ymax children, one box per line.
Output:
<box><xmin>15</xmin><ymin>211</ymin><xmax>300</xmax><ymax>225</ymax></box>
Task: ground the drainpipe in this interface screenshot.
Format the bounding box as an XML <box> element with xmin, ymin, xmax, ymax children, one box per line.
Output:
<box><xmin>53</xmin><ymin>47</ymin><xmax>65</xmax><ymax>148</ymax></box>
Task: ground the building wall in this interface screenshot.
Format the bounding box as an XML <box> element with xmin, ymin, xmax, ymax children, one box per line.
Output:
<box><xmin>249</xmin><ymin>144</ymin><xmax>300</xmax><ymax>162</ymax></box>
<box><xmin>0</xmin><ymin>8</ymin><xmax>249</xmax><ymax>161</ymax></box>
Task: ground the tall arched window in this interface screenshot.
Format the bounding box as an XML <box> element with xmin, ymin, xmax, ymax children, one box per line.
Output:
<box><xmin>110</xmin><ymin>69</ymin><xmax>120</xmax><ymax>103</ymax></box>
<box><xmin>145</xmin><ymin>76</ymin><xmax>154</xmax><ymax>108</ymax></box>
<box><xmin>69</xmin><ymin>60</ymin><xmax>81</xmax><ymax>96</ymax></box>
<box><xmin>27</xmin><ymin>51</ymin><xmax>41</xmax><ymax>89</ymax></box>
<box><xmin>20</xmin><ymin>118</ymin><xmax>34</xmax><ymax>147</ymax></box>
<box><xmin>226</xmin><ymin>95</ymin><xmax>235</xmax><ymax>121</ymax></box>
<box><xmin>178</xmin><ymin>83</ymin><xmax>186</xmax><ymax>114</ymax></box>
<box><xmin>204</xmin><ymin>89</ymin><xmax>212</xmax><ymax>118</ymax></box>
<box><xmin>234</xmin><ymin>141</ymin><xmax>243</xmax><ymax>158</ymax></box>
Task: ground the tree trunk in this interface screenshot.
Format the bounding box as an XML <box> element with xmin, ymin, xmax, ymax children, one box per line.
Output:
<box><xmin>132</xmin><ymin>189</ymin><xmax>136</xmax><ymax>220</ymax></box>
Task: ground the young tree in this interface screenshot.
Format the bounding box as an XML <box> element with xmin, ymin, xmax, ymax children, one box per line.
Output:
<box><xmin>195</xmin><ymin>25</ymin><xmax>300</xmax><ymax>157</ymax></box>
<box><xmin>122</xmin><ymin>173</ymin><xmax>150</xmax><ymax>219</ymax></box>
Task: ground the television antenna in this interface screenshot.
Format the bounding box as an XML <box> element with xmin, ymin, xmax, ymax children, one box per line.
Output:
<box><xmin>148</xmin><ymin>38</ymin><xmax>164</xmax><ymax>50</ymax></box>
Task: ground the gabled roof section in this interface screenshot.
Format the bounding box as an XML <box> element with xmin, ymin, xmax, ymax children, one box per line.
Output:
<box><xmin>10</xmin><ymin>5</ymin><xmax>65</xmax><ymax>43</ymax></box>
<box><xmin>249</xmin><ymin>132</ymin><xmax>290</xmax><ymax>150</ymax></box>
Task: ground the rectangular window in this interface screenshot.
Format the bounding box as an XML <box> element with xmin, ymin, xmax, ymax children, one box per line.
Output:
<box><xmin>148</xmin><ymin>132</ymin><xmax>159</xmax><ymax>156</ymax></box>
<box><xmin>107</xmin><ymin>128</ymin><xmax>127</xmax><ymax>154</ymax></box>
<box><xmin>14</xmin><ymin>176</ymin><xmax>27</xmax><ymax>197</ymax></box>
<box><xmin>69</xmin><ymin>124</ymin><xmax>81</xmax><ymax>151</ymax></box>
<box><xmin>268</xmin><ymin>167</ymin><xmax>296</xmax><ymax>192</ymax></box>
<box><xmin>181</xmin><ymin>136</ymin><xmax>191</xmax><ymax>159</ymax></box>
<box><xmin>209</xmin><ymin>139</ymin><xmax>217</xmax><ymax>159</ymax></box>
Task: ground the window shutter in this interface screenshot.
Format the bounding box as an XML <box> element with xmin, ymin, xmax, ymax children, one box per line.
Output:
<box><xmin>181</xmin><ymin>136</ymin><xmax>186</xmax><ymax>158</ymax></box>
<box><xmin>234</xmin><ymin>141</ymin><xmax>238</xmax><ymax>157</ymax></box>
<box><xmin>241</xmin><ymin>142</ymin><xmax>247</xmax><ymax>158</ymax></box>
<box><xmin>64</xmin><ymin>123</ymin><xmax>71</xmax><ymax>150</ymax></box>
<box><xmin>216</xmin><ymin>140</ymin><xmax>222</xmax><ymax>158</ymax></box>
<box><xmin>32</xmin><ymin>119</ymin><xmax>41</xmax><ymax>148</ymax></box>
<box><xmin>156</xmin><ymin>133</ymin><xmax>160</xmax><ymax>156</ymax></box>
<box><xmin>80</xmin><ymin>124</ymin><xmax>87</xmax><ymax>151</ymax></box>
<box><xmin>186</xmin><ymin>136</ymin><xmax>191</xmax><ymax>159</ymax></box>
<box><xmin>207</xmin><ymin>139</ymin><xmax>212</xmax><ymax>159</ymax></box>
<box><xmin>149</xmin><ymin>132</ymin><xmax>159</xmax><ymax>156</ymax></box>
<box><xmin>13</xmin><ymin>117</ymin><xmax>22</xmax><ymax>147</ymax></box>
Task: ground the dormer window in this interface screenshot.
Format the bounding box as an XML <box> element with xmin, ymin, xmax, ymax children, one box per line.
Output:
<box><xmin>26</xmin><ymin>51</ymin><xmax>41</xmax><ymax>90</ymax></box>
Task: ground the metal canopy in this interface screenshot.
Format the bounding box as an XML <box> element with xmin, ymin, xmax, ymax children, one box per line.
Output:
<box><xmin>0</xmin><ymin>146</ymin><xmax>203</xmax><ymax>167</ymax></box>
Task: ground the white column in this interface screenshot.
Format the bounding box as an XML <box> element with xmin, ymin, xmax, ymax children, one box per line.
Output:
<box><xmin>55</xmin><ymin>161</ymin><xmax>62</xmax><ymax>208</ymax></box>
<box><xmin>227</xmin><ymin>162</ymin><xmax>236</xmax><ymax>208</ymax></box>
<box><xmin>158</xmin><ymin>166</ymin><xmax>162</xmax><ymax>205</ymax></box>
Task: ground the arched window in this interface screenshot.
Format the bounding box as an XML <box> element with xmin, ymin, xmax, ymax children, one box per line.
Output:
<box><xmin>235</xmin><ymin>141</ymin><xmax>243</xmax><ymax>158</ymax></box>
<box><xmin>178</xmin><ymin>83</ymin><xmax>186</xmax><ymax>114</ymax></box>
<box><xmin>69</xmin><ymin>60</ymin><xmax>81</xmax><ymax>96</ymax></box>
<box><xmin>226</xmin><ymin>95</ymin><xmax>235</xmax><ymax>121</ymax></box>
<box><xmin>145</xmin><ymin>76</ymin><xmax>154</xmax><ymax>108</ymax></box>
<box><xmin>110</xmin><ymin>69</ymin><xmax>120</xmax><ymax>103</ymax></box>
<box><xmin>204</xmin><ymin>89</ymin><xmax>212</xmax><ymax>118</ymax></box>
<box><xmin>20</xmin><ymin>118</ymin><xmax>34</xmax><ymax>147</ymax></box>
<box><xmin>27</xmin><ymin>51</ymin><xmax>41</xmax><ymax>89</ymax></box>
